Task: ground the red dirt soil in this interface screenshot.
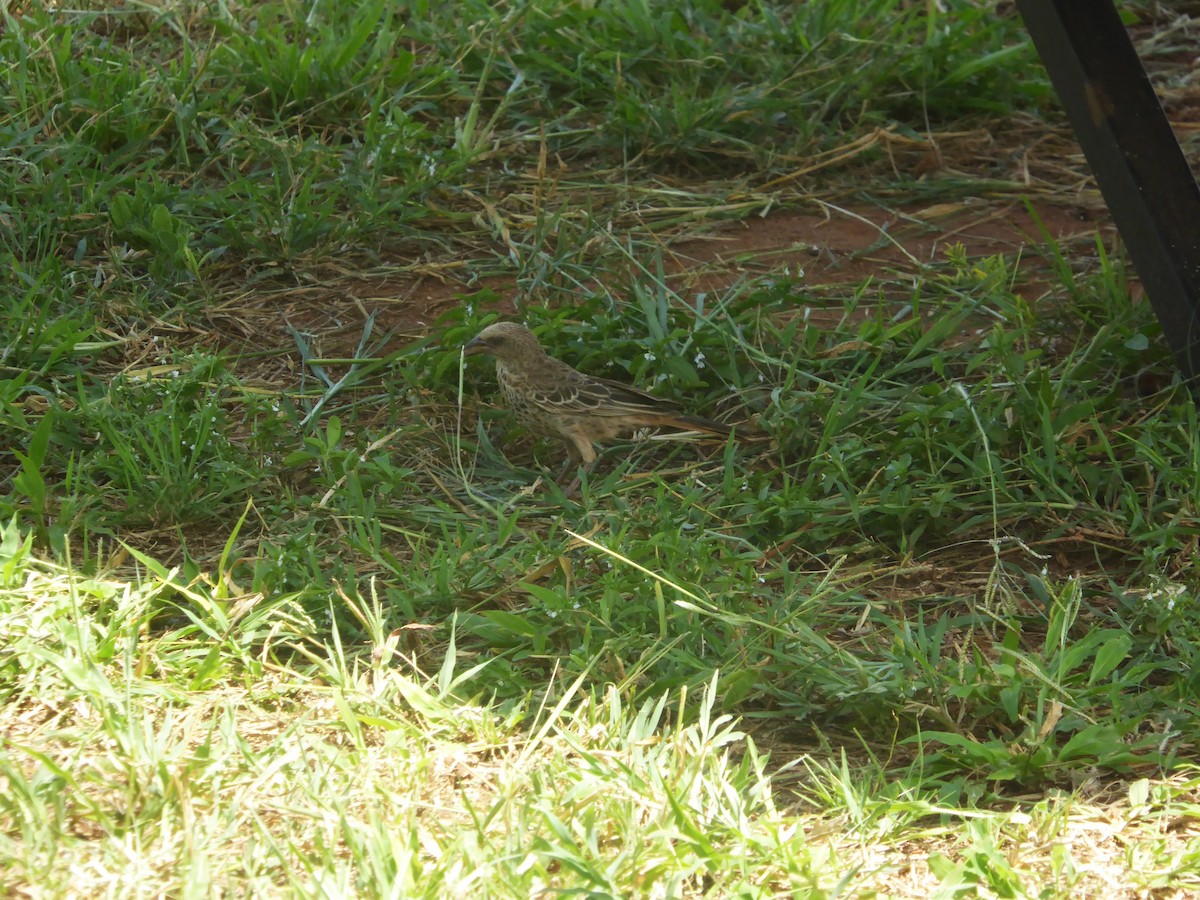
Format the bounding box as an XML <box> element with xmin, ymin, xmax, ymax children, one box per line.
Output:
<box><xmin>217</xmin><ymin>198</ymin><xmax>1117</xmax><ymax>360</ymax></box>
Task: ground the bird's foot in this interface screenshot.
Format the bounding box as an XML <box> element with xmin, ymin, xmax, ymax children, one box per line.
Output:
<box><xmin>561</xmin><ymin>473</ymin><xmax>582</xmax><ymax>498</ymax></box>
<box><xmin>553</xmin><ymin>458</ymin><xmax>582</xmax><ymax>498</ymax></box>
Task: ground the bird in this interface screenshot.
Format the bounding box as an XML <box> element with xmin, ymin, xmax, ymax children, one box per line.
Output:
<box><xmin>463</xmin><ymin>322</ymin><xmax>733</xmax><ymax>477</ymax></box>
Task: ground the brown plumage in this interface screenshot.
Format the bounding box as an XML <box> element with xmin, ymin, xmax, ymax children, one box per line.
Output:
<box><xmin>463</xmin><ymin>322</ymin><xmax>732</xmax><ymax>469</ymax></box>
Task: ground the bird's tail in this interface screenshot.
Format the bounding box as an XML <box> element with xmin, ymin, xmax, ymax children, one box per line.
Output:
<box><xmin>670</xmin><ymin>414</ymin><xmax>733</xmax><ymax>436</ymax></box>
<box><xmin>661</xmin><ymin>414</ymin><xmax>772</xmax><ymax>441</ymax></box>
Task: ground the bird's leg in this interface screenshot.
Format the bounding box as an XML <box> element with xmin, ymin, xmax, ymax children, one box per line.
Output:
<box><xmin>552</xmin><ymin>441</ymin><xmax>582</xmax><ymax>496</ymax></box>
<box><xmin>560</xmin><ymin>434</ymin><xmax>596</xmax><ymax>498</ymax></box>
<box><xmin>553</xmin><ymin>440</ymin><xmax>579</xmax><ymax>479</ymax></box>
<box><xmin>562</xmin><ymin>461</ymin><xmax>599</xmax><ymax>498</ymax></box>
<box><xmin>555</xmin><ymin>447</ymin><xmax>578</xmax><ymax>479</ymax></box>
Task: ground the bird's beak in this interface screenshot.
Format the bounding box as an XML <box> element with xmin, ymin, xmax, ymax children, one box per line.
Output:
<box><xmin>463</xmin><ymin>335</ymin><xmax>487</xmax><ymax>356</ymax></box>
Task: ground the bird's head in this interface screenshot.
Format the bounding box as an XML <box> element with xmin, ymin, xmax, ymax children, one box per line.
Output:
<box><xmin>463</xmin><ymin>322</ymin><xmax>544</xmax><ymax>362</ymax></box>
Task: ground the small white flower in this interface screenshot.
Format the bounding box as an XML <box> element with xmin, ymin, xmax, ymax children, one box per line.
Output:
<box><xmin>694</xmin><ymin>351</ymin><xmax>706</xmax><ymax>369</ymax></box>
<box><xmin>644</xmin><ymin>352</ymin><xmax>656</xmax><ymax>362</ymax></box>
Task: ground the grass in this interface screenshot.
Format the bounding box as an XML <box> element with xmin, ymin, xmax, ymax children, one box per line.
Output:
<box><xmin>4</xmin><ymin>0</ymin><xmax>1200</xmax><ymax>895</ymax></box>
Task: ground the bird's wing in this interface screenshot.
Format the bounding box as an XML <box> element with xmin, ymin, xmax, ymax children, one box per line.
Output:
<box><xmin>525</xmin><ymin>367</ymin><xmax>682</xmax><ymax>418</ymax></box>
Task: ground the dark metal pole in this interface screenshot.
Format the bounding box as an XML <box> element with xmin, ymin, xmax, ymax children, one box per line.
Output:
<box><xmin>1015</xmin><ymin>0</ymin><xmax>1200</xmax><ymax>382</ymax></box>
